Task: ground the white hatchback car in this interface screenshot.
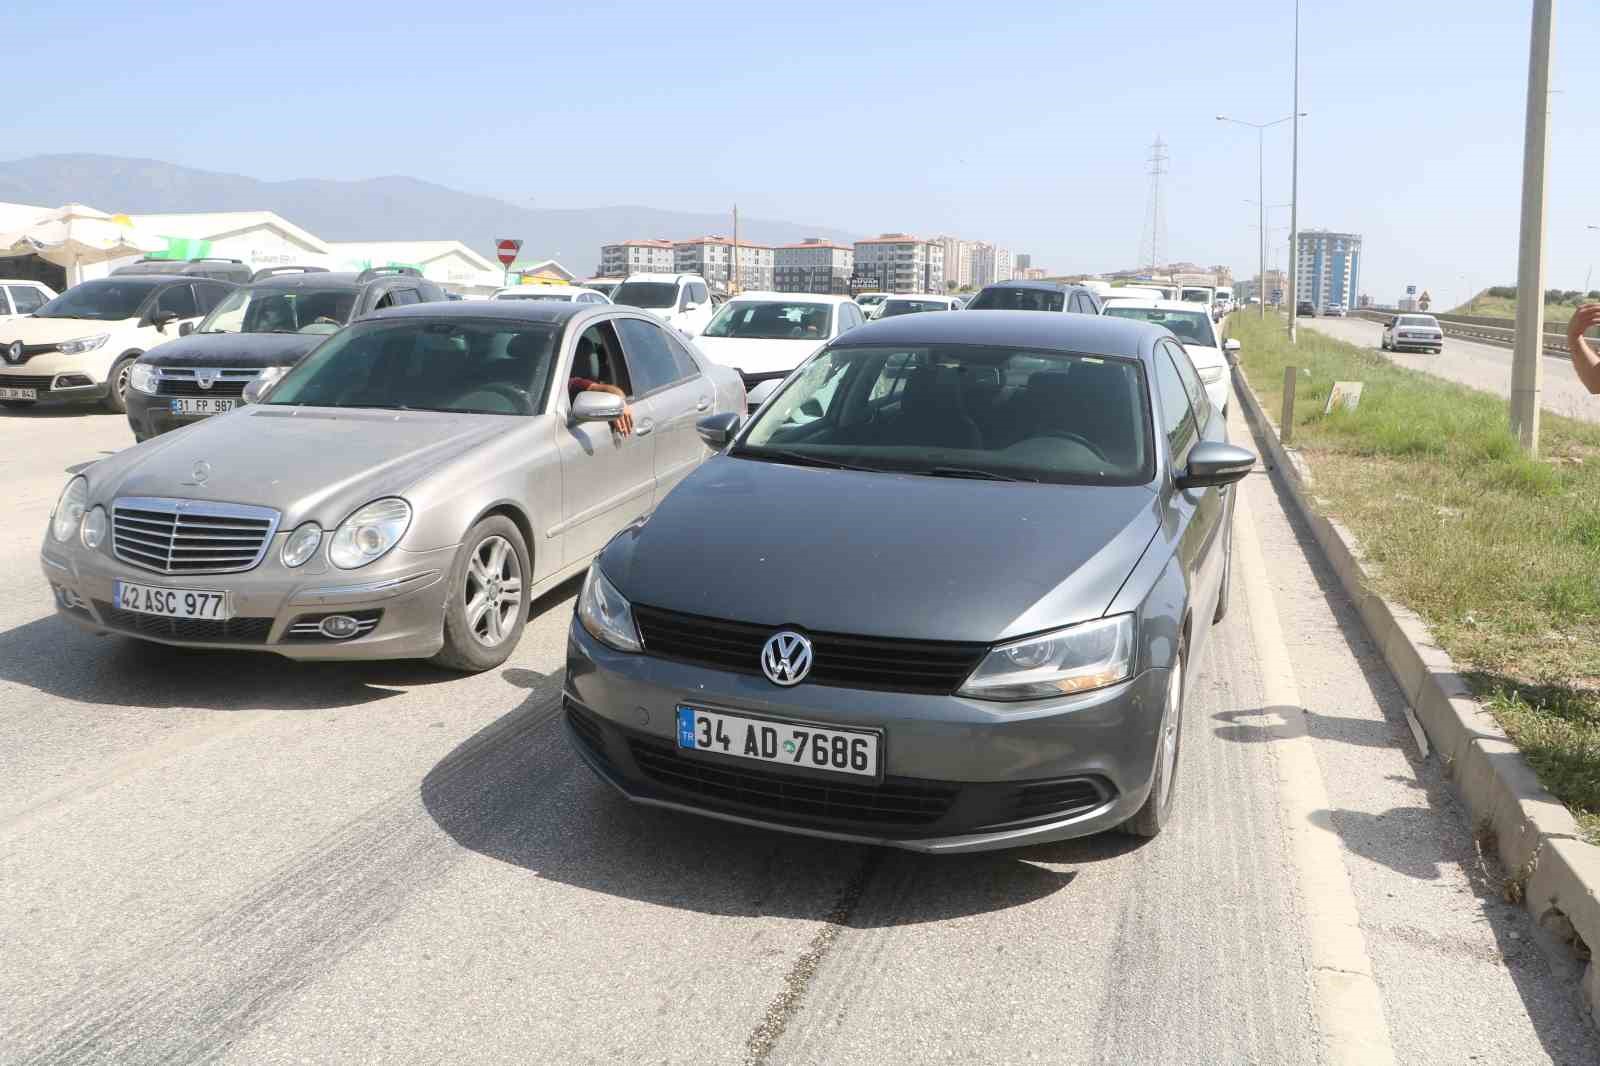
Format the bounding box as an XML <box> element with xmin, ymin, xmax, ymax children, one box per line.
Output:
<box><xmin>692</xmin><ymin>292</ymin><xmax>867</xmax><ymax>410</ymax></box>
<box><xmin>1101</xmin><ymin>297</ymin><xmax>1239</xmax><ymax>414</ymax></box>
<box><xmin>0</xmin><ymin>280</ymin><xmax>57</xmax><ymax>322</ymax></box>
<box><xmin>610</xmin><ymin>273</ymin><xmax>716</xmax><ymax>336</ymax></box>
<box><xmin>0</xmin><ymin>275</ymin><xmax>225</xmax><ymax>412</ymax></box>
<box><xmin>490</xmin><ymin>284</ymin><xmax>611</xmax><ymax>304</ymax></box>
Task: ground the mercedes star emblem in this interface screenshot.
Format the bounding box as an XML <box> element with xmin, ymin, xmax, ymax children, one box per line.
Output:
<box><xmin>761</xmin><ymin>631</ymin><xmax>814</xmax><ymax>687</ymax></box>
<box><xmin>191</xmin><ymin>461</ymin><xmax>212</xmax><ymax>485</ymax></box>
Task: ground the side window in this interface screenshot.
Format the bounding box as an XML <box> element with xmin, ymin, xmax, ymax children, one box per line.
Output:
<box><xmin>1154</xmin><ymin>346</ymin><xmax>1198</xmax><ymax>460</ymax></box>
<box><xmin>689</xmin><ymin>282</ymin><xmax>709</xmax><ymax>305</ymax></box>
<box><xmin>9</xmin><ymin>286</ymin><xmax>45</xmax><ymax>314</ymax></box>
<box><xmin>193</xmin><ymin>281</ymin><xmax>229</xmax><ymax>314</ymax></box>
<box><xmin>1165</xmin><ymin>339</ymin><xmax>1212</xmax><ymax>429</ymax></box>
<box><xmin>616</xmin><ymin>317</ymin><xmax>689</xmax><ymax>394</ymax></box>
<box><xmin>664</xmin><ymin>333</ymin><xmax>702</xmax><ymax>379</ymax></box>
<box><xmin>371</xmin><ymin>290</ymin><xmax>395</xmax><ymax>311</ymax></box>
<box><xmin>392</xmin><ymin>288</ymin><xmax>422</xmax><ymax>306</ymax></box>
<box><xmin>572</xmin><ymin>320</ymin><xmax>632</xmax><ymax>398</ymax></box>
<box><xmin>156</xmin><ymin>284</ymin><xmax>199</xmax><ymax>319</ymax></box>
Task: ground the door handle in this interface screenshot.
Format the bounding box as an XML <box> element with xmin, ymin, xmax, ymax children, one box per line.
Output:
<box><xmin>696</xmin><ymin>396</ymin><xmax>711</xmax><ymax>411</ymax></box>
<box><xmin>635</xmin><ymin>419</ymin><xmax>655</xmax><ymax>436</ymax></box>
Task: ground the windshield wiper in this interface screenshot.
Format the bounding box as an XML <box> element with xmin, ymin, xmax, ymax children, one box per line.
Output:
<box><xmin>918</xmin><ymin>466</ymin><xmax>1038</xmax><ymax>483</ymax></box>
<box><xmin>734</xmin><ymin>447</ymin><xmax>877</xmax><ymax>472</ymax></box>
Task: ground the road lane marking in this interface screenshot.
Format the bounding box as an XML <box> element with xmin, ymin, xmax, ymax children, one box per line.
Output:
<box><xmin>1233</xmin><ymin>485</ymin><xmax>1398</xmax><ymax>1066</ymax></box>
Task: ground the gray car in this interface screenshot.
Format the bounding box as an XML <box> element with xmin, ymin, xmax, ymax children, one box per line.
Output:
<box><xmin>565</xmin><ymin>310</ymin><xmax>1254</xmax><ymax>852</ymax></box>
<box><xmin>40</xmin><ymin>301</ymin><xmax>743</xmax><ymax>671</ymax></box>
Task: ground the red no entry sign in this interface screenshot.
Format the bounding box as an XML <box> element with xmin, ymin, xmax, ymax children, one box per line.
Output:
<box><xmin>496</xmin><ymin>239</ymin><xmax>522</xmax><ymax>266</ymax></box>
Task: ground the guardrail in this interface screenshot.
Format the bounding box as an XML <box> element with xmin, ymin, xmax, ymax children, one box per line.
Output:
<box><xmin>1351</xmin><ymin>309</ymin><xmax>1571</xmax><ymax>356</ymax></box>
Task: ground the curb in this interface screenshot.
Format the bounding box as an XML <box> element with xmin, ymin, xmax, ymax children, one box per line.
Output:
<box><xmin>1231</xmin><ymin>362</ymin><xmax>1600</xmax><ymax>1029</ymax></box>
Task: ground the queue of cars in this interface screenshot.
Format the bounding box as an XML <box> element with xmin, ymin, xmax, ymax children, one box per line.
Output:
<box><xmin>22</xmin><ymin>258</ymin><xmax>1252</xmax><ymax>851</ymax></box>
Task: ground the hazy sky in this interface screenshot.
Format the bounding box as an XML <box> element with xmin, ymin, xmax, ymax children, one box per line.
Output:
<box><xmin>9</xmin><ymin>0</ymin><xmax>1596</xmax><ymax>305</ymax></box>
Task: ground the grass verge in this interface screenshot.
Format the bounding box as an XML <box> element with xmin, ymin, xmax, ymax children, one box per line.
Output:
<box><xmin>1229</xmin><ymin>311</ymin><xmax>1600</xmax><ymax>840</ymax></box>
<box><xmin>1446</xmin><ymin>293</ymin><xmax>1580</xmax><ymax>325</ymax></box>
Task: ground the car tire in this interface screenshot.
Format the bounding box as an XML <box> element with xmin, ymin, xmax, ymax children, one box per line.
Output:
<box><xmin>431</xmin><ymin>515</ymin><xmax>531</xmax><ymax>673</ymax></box>
<box><xmin>1122</xmin><ymin>638</ymin><xmax>1185</xmax><ymax>838</ymax></box>
<box><xmin>101</xmin><ymin>354</ymin><xmax>138</xmax><ymax>414</ymax></box>
<box><xmin>1212</xmin><ymin>519</ymin><xmax>1233</xmax><ymax>624</ymax></box>
<box><xmin>0</xmin><ymin>399</ymin><xmax>35</xmax><ymax>409</ymax></box>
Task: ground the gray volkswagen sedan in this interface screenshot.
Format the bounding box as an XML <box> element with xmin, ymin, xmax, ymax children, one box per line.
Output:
<box><xmin>40</xmin><ymin>301</ymin><xmax>743</xmax><ymax>671</ymax></box>
<box><xmin>565</xmin><ymin>310</ymin><xmax>1253</xmax><ymax>851</ymax></box>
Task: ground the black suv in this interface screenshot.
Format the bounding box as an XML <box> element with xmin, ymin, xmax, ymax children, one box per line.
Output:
<box><xmin>966</xmin><ymin>280</ymin><xmax>1103</xmax><ymax>314</ymax></box>
<box><xmin>124</xmin><ymin>266</ymin><xmax>447</xmax><ymax>440</ymax></box>
<box><xmin>112</xmin><ymin>257</ymin><xmax>255</xmax><ymax>285</ymax></box>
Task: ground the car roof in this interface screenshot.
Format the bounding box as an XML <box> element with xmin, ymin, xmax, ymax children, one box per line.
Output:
<box><xmin>248</xmin><ymin>272</ymin><xmax>367</xmax><ymax>292</ymax></box>
<box><xmin>363</xmin><ymin>299</ymin><xmax>632</xmax><ymax>325</ymax></box>
<box><xmin>491</xmin><ymin>285</ymin><xmax>602</xmax><ymax>298</ymax></box>
<box><xmin>620</xmin><ymin>273</ymin><xmax>696</xmax><ymax>284</ymax></box>
<box><xmin>977</xmin><ymin>279</ymin><xmax>1086</xmax><ymax>294</ymax></box>
<box><xmin>726</xmin><ymin>291</ymin><xmax>855</xmax><ymax>304</ymax></box>
<box><xmin>883</xmin><ymin>294</ymin><xmax>955</xmax><ymax>301</ymax></box>
<box><xmin>832</xmin><ymin>308</ymin><xmax>1159</xmax><ymax>359</ymax></box>
<box><xmin>1102</xmin><ymin>298</ymin><xmax>1213</xmax><ymax>313</ymax></box>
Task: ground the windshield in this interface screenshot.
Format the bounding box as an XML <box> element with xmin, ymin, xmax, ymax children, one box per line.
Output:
<box><xmin>879</xmin><ymin>300</ymin><xmax>950</xmax><ymax>317</ymax></box>
<box><xmin>201</xmin><ymin>286</ymin><xmax>358</xmax><ymax>335</ymax></box>
<box><xmin>265</xmin><ymin>319</ymin><xmax>559</xmax><ymax>415</ymax></box>
<box><xmin>32</xmin><ymin>279</ymin><xmax>160</xmax><ymax>321</ymax></box>
<box><xmin>1397</xmin><ymin>316</ymin><xmax>1438</xmax><ymax>328</ymax></box>
<box><xmin>736</xmin><ymin>344</ymin><xmax>1151</xmax><ymax>485</ymax></box>
<box><xmin>703</xmin><ymin>300</ymin><xmax>832</xmax><ymax>339</ymax></box>
<box><xmin>612</xmin><ymin>281</ymin><xmax>678</xmax><ymax>309</ymax></box>
<box><xmin>1103</xmin><ymin>306</ymin><xmax>1216</xmax><ymax>346</ymax></box>
<box><xmin>856</xmin><ymin>294</ymin><xmax>887</xmax><ymax>307</ymax></box>
<box><xmin>967</xmin><ymin>287</ymin><xmax>1065</xmax><ymax>312</ymax></box>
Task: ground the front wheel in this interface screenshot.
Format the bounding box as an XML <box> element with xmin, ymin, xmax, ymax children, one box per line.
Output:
<box><xmin>432</xmin><ymin>515</ymin><xmax>531</xmax><ymax>673</ymax></box>
<box><xmin>1121</xmin><ymin>642</ymin><xmax>1185</xmax><ymax>838</ymax></box>
<box><xmin>101</xmin><ymin>354</ymin><xmax>137</xmax><ymax>413</ymax></box>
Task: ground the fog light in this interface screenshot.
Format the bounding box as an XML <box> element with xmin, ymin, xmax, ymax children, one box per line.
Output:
<box><xmin>319</xmin><ymin>615</ymin><xmax>361</xmax><ymax>639</ymax></box>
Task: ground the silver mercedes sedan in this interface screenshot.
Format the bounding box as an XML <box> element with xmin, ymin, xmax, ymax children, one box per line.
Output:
<box><xmin>39</xmin><ymin>301</ymin><xmax>744</xmax><ymax>671</ymax></box>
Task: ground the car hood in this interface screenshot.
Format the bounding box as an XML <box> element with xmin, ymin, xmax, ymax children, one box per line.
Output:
<box><xmin>601</xmin><ymin>455</ymin><xmax>1161</xmax><ymax>643</ymax></box>
<box><xmin>82</xmin><ymin>405</ymin><xmax>509</xmax><ymax>528</ymax></box>
<box><xmin>3</xmin><ymin>316</ymin><xmax>138</xmax><ymax>344</ymax></box>
<box><xmin>140</xmin><ymin>332</ymin><xmax>325</xmax><ymax>369</ymax></box>
<box><xmin>693</xmin><ymin>336</ymin><xmax>824</xmax><ymax>376</ymax></box>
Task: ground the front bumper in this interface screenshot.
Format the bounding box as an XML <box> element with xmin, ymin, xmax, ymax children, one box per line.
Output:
<box><xmin>124</xmin><ymin>387</ymin><xmax>242</xmax><ymax>438</ymax></box>
<box><xmin>0</xmin><ymin>365</ymin><xmax>112</xmax><ymax>404</ymax></box>
<box><xmin>1394</xmin><ymin>336</ymin><xmax>1442</xmax><ymax>351</ymax></box>
<box><xmin>41</xmin><ymin>538</ymin><xmax>455</xmax><ymax>661</ymax></box>
<box><xmin>565</xmin><ymin>619</ymin><xmax>1169</xmax><ymax>853</ymax></box>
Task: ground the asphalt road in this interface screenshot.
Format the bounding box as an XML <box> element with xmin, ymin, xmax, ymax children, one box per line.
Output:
<box><xmin>1</xmin><ymin>400</ymin><xmax>1595</xmax><ymax>1065</ymax></box>
<box><xmin>1301</xmin><ymin>315</ymin><xmax>1599</xmax><ymax>422</ymax></box>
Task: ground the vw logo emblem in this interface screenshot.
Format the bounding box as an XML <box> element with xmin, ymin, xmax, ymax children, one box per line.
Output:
<box><xmin>195</xmin><ymin>369</ymin><xmax>219</xmax><ymax>390</ymax></box>
<box><xmin>761</xmin><ymin>630</ymin><xmax>813</xmax><ymax>687</ymax></box>
<box><xmin>190</xmin><ymin>460</ymin><xmax>211</xmax><ymax>484</ymax></box>
<box><xmin>5</xmin><ymin>341</ymin><xmax>21</xmax><ymax>364</ymax></box>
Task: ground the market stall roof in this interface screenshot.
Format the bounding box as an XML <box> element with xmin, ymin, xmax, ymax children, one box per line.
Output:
<box><xmin>128</xmin><ymin>211</ymin><xmax>332</xmax><ymax>256</ymax></box>
<box><xmin>0</xmin><ymin>203</ymin><xmax>167</xmax><ymax>284</ymax></box>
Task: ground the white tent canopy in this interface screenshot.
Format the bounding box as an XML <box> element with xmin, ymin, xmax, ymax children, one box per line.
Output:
<box><xmin>0</xmin><ymin>203</ymin><xmax>166</xmax><ymax>286</ymax></box>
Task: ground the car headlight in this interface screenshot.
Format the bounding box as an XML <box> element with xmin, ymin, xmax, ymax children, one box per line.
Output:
<box><xmin>281</xmin><ymin>522</ymin><xmax>323</xmax><ymax>567</ymax></box>
<box><xmin>57</xmin><ymin>334</ymin><xmax>109</xmax><ymax>356</ymax></box>
<box><xmin>1198</xmin><ymin>365</ymin><xmax>1227</xmax><ymax>384</ymax></box>
<box><xmin>128</xmin><ymin>363</ymin><xmax>159</xmax><ymax>395</ymax></box>
<box><xmin>328</xmin><ymin>498</ymin><xmax>411</xmax><ymax>569</ymax></box>
<box><xmin>576</xmin><ymin>561</ymin><xmax>642</xmax><ymax>652</ymax></box>
<box><xmin>50</xmin><ymin>477</ymin><xmax>89</xmax><ymax>543</ymax></box>
<box><xmin>80</xmin><ymin>505</ymin><xmax>108</xmax><ymax>549</ymax></box>
<box><xmin>958</xmin><ymin>614</ymin><xmax>1135</xmax><ymax>701</ymax></box>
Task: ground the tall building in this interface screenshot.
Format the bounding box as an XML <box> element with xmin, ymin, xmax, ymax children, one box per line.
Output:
<box><xmin>673</xmin><ymin>236</ymin><xmax>775</xmax><ymax>293</ymax></box>
<box><xmin>1014</xmin><ymin>253</ymin><xmax>1032</xmax><ymax>272</ymax></box>
<box><xmin>852</xmin><ymin>234</ymin><xmax>943</xmax><ymax>294</ymax></box>
<box><xmin>970</xmin><ymin>242</ymin><xmax>994</xmax><ymax>287</ymax></box>
<box><xmin>598</xmin><ymin>239</ymin><xmax>674</xmax><ymax>278</ymax></box>
<box><xmin>774</xmin><ymin>239</ymin><xmax>854</xmax><ymax>294</ymax></box>
<box><xmin>993</xmin><ymin>247</ymin><xmax>1013</xmax><ymax>284</ymax></box>
<box><xmin>1294</xmin><ymin>230</ymin><xmax>1362</xmax><ymax>311</ymax></box>
<box><xmin>935</xmin><ymin>236</ymin><xmax>971</xmax><ymax>290</ymax></box>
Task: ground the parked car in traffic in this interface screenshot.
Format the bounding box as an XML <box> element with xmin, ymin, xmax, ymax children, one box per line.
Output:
<box><xmin>124</xmin><ymin>267</ymin><xmax>447</xmax><ymax>441</ymax></box>
<box><xmin>873</xmin><ymin>294</ymin><xmax>962</xmax><ymax>319</ymax></box>
<box><xmin>0</xmin><ymin>279</ymin><xmax>56</xmax><ymax>322</ymax></box>
<box><xmin>0</xmin><ymin>275</ymin><xmax>233</xmax><ymax>412</ymax></box>
<box><xmin>853</xmin><ymin>292</ymin><xmax>891</xmax><ymax>317</ymax></box>
<box><xmin>611</xmin><ymin>273</ymin><xmax>716</xmax><ymax>336</ymax></box>
<box><xmin>692</xmin><ymin>293</ymin><xmax>865</xmax><ymax>409</ymax></box>
<box><xmin>1296</xmin><ymin>300</ymin><xmax>1317</xmax><ymax>317</ymax></box>
<box><xmin>112</xmin><ymin>257</ymin><xmax>255</xmax><ymax>285</ymax></box>
<box><xmin>966</xmin><ymin>280</ymin><xmax>1102</xmax><ymax>314</ymax></box>
<box><xmin>1324</xmin><ymin>304</ymin><xmax>1347</xmax><ymax>318</ymax></box>
<box><xmin>1381</xmin><ymin>314</ymin><xmax>1443</xmax><ymax>354</ymax></box>
<box><xmin>583</xmin><ymin>278</ymin><xmax>624</xmax><ymax>299</ymax></box>
<box><xmin>40</xmin><ymin>300</ymin><xmax>743</xmax><ymax>671</ymax></box>
<box><xmin>491</xmin><ymin>285</ymin><xmax>611</xmax><ymax>304</ymax></box>
<box><xmin>565</xmin><ymin>310</ymin><xmax>1253</xmax><ymax>851</ymax></box>
<box><xmin>1101</xmin><ymin>297</ymin><xmax>1239</xmax><ymax>414</ymax></box>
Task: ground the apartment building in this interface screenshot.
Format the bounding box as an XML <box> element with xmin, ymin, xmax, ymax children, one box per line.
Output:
<box><xmin>1294</xmin><ymin>230</ymin><xmax>1362</xmax><ymax>311</ymax></box>
<box><xmin>853</xmin><ymin>234</ymin><xmax>945</xmax><ymax>294</ymax></box>
<box><xmin>774</xmin><ymin>239</ymin><xmax>854</xmax><ymax>294</ymax></box>
<box><xmin>935</xmin><ymin>235</ymin><xmax>972</xmax><ymax>290</ymax></box>
<box><xmin>673</xmin><ymin>236</ymin><xmax>775</xmax><ymax>293</ymax></box>
<box><xmin>597</xmin><ymin>239</ymin><xmax>674</xmax><ymax>278</ymax></box>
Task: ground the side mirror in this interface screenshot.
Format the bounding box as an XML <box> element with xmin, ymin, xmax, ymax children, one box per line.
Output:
<box><xmin>1177</xmin><ymin>441</ymin><xmax>1256</xmax><ymax>490</ymax></box>
<box><xmin>572</xmin><ymin>390</ymin><xmax>626</xmax><ymax>424</ymax></box>
<box><xmin>1223</xmin><ymin>338</ymin><xmax>1242</xmax><ymax>365</ymax></box>
<box><xmin>696</xmin><ymin>412</ymin><xmax>741</xmax><ymax>448</ymax></box>
<box><xmin>151</xmin><ymin>310</ymin><xmax>178</xmax><ymax>332</ymax></box>
<box><xmin>178</xmin><ymin>321</ymin><xmax>195</xmax><ymax>337</ymax></box>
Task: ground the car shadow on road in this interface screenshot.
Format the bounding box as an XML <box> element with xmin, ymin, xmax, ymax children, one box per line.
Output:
<box><xmin>420</xmin><ymin>680</ymin><xmax>1143</xmax><ymax>927</ymax></box>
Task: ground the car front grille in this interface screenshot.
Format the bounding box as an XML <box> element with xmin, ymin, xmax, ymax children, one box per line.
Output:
<box><xmin>93</xmin><ymin>600</ymin><xmax>273</xmax><ymax>643</ymax></box>
<box><xmin>631</xmin><ymin>605</ymin><xmax>987</xmax><ymax>695</ymax></box>
<box><xmin>155</xmin><ymin>368</ymin><xmax>259</xmax><ymax>397</ymax></box>
<box><xmin>112</xmin><ymin>497</ymin><xmax>280</xmax><ymax>575</ymax></box>
<box><xmin>0</xmin><ymin>374</ymin><xmax>56</xmax><ymax>391</ymax></box>
<box><xmin>628</xmin><ymin>735</ymin><xmax>958</xmax><ymax>825</ymax></box>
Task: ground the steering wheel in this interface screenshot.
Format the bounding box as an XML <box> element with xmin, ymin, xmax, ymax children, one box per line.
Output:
<box><xmin>458</xmin><ymin>382</ymin><xmax>534</xmax><ymax>414</ymax></box>
<box><xmin>1034</xmin><ymin>430</ymin><xmax>1111</xmax><ymax>463</ymax></box>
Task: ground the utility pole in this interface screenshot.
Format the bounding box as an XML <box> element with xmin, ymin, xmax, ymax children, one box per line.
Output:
<box><xmin>1140</xmin><ymin>137</ymin><xmax>1169</xmax><ymax>277</ymax></box>
<box><xmin>1287</xmin><ymin>0</ymin><xmax>1302</xmax><ymax>344</ymax></box>
<box><xmin>1510</xmin><ymin>0</ymin><xmax>1554</xmax><ymax>454</ymax></box>
<box><xmin>730</xmin><ymin>204</ymin><xmax>740</xmax><ymax>296</ymax></box>
<box><xmin>1218</xmin><ymin>114</ymin><xmax>1298</xmax><ymax>318</ymax></box>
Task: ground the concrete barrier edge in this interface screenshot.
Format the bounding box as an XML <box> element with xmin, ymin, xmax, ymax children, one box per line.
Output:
<box><xmin>1230</xmin><ymin>361</ymin><xmax>1600</xmax><ymax>1029</ymax></box>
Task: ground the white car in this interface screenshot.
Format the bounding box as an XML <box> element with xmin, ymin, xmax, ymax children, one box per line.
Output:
<box><xmin>0</xmin><ymin>275</ymin><xmax>224</xmax><ymax>411</ymax></box>
<box><xmin>0</xmin><ymin>280</ymin><xmax>57</xmax><ymax>322</ymax></box>
<box><xmin>873</xmin><ymin>294</ymin><xmax>963</xmax><ymax>319</ymax></box>
<box><xmin>1324</xmin><ymin>304</ymin><xmax>1347</xmax><ymax>318</ymax></box>
<box><xmin>490</xmin><ymin>284</ymin><xmax>611</xmax><ymax>304</ymax></box>
<box><xmin>610</xmin><ymin>273</ymin><xmax>716</xmax><ymax>336</ymax></box>
<box><xmin>1381</xmin><ymin>314</ymin><xmax>1443</xmax><ymax>354</ymax></box>
<box><xmin>1101</xmin><ymin>297</ymin><xmax>1239</xmax><ymax>414</ymax></box>
<box><xmin>692</xmin><ymin>293</ymin><xmax>867</xmax><ymax>410</ymax></box>
<box><xmin>854</xmin><ymin>292</ymin><xmax>891</xmax><ymax>317</ymax></box>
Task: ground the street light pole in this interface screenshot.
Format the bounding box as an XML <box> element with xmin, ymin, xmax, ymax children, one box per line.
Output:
<box><xmin>1217</xmin><ymin>114</ymin><xmax>1298</xmax><ymax>319</ymax></box>
<box><xmin>1288</xmin><ymin>0</ymin><xmax>1302</xmax><ymax>344</ymax></box>
<box><xmin>1509</xmin><ymin>0</ymin><xmax>1554</xmax><ymax>454</ymax></box>
<box><xmin>1585</xmin><ymin>224</ymin><xmax>1597</xmax><ymax>295</ymax></box>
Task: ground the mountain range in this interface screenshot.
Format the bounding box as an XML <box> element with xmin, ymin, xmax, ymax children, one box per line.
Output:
<box><xmin>0</xmin><ymin>155</ymin><xmax>859</xmax><ymax>273</ymax></box>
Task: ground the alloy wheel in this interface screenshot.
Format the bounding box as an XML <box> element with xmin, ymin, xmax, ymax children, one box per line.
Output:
<box><xmin>1157</xmin><ymin>656</ymin><xmax>1183</xmax><ymax>810</ymax></box>
<box><xmin>464</xmin><ymin>534</ymin><xmax>522</xmax><ymax>648</ymax></box>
